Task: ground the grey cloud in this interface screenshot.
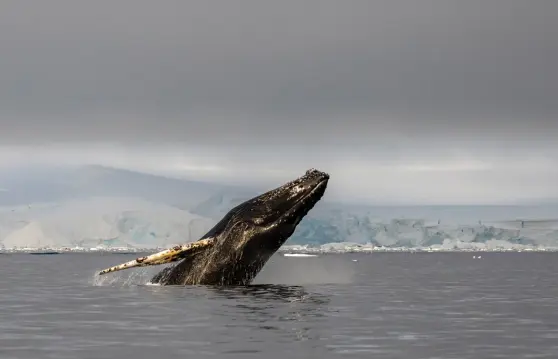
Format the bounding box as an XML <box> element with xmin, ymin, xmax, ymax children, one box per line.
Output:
<box><xmin>1</xmin><ymin>1</ymin><xmax>557</xmax><ymax>204</ymax></box>
<box><xmin>0</xmin><ymin>0</ymin><xmax>556</xmax><ymax>147</ymax></box>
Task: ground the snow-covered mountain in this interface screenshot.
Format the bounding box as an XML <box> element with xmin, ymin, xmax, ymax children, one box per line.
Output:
<box><xmin>2</xmin><ymin>165</ymin><xmax>558</xmax><ymax>251</ymax></box>
<box><xmin>0</xmin><ymin>165</ymin><xmax>233</xmax><ymax>208</ymax></box>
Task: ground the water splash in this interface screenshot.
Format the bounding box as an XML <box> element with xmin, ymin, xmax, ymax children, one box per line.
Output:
<box><xmin>91</xmin><ymin>266</ymin><xmax>165</xmax><ymax>287</ymax></box>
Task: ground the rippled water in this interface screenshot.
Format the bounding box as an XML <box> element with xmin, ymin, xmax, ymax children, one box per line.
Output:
<box><xmin>1</xmin><ymin>252</ymin><xmax>557</xmax><ymax>358</ymax></box>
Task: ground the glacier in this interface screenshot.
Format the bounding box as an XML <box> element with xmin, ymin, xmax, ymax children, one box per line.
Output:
<box><xmin>2</xmin><ymin>197</ymin><xmax>558</xmax><ymax>252</ymax></box>
<box><xmin>2</xmin><ymin>165</ymin><xmax>558</xmax><ymax>252</ymax></box>
<box><xmin>0</xmin><ymin>197</ymin><xmax>215</xmax><ymax>250</ymax></box>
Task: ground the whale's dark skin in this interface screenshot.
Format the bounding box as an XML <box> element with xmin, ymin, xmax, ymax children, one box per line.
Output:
<box><xmin>150</xmin><ymin>169</ymin><xmax>329</xmax><ymax>286</ymax></box>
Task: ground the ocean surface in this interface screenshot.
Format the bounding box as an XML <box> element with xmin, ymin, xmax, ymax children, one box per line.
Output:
<box><xmin>1</xmin><ymin>252</ymin><xmax>557</xmax><ymax>358</ymax></box>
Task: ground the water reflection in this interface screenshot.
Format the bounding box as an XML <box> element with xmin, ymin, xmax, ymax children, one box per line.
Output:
<box><xmin>212</xmin><ymin>284</ymin><xmax>324</xmax><ymax>301</ymax></box>
<box><xmin>209</xmin><ymin>284</ymin><xmax>331</xmax><ymax>342</ymax></box>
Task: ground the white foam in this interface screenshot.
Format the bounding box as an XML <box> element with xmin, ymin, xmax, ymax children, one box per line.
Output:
<box><xmin>283</xmin><ymin>253</ymin><xmax>318</xmax><ymax>257</ymax></box>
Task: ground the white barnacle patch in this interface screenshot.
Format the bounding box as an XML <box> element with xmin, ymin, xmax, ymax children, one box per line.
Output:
<box><xmin>288</xmin><ymin>184</ymin><xmax>306</xmax><ymax>200</ymax></box>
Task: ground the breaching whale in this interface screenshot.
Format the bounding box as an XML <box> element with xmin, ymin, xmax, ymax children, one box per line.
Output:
<box><xmin>98</xmin><ymin>168</ymin><xmax>329</xmax><ymax>285</ymax></box>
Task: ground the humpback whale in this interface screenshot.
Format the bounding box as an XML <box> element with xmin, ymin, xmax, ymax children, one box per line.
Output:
<box><xmin>98</xmin><ymin>168</ymin><xmax>329</xmax><ymax>286</ymax></box>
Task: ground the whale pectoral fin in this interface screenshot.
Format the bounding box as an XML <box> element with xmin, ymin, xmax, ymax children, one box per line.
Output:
<box><xmin>97</xmin><ymin>238</ymin><xmax>215</xmax><ymax>275</ymax></box>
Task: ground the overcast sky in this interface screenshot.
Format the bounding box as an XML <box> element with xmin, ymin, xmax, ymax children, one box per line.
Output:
<box><xmin>1</xmin><ymin>1</ymin><xmax>557</xmax><ymax>204</ymax></box>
